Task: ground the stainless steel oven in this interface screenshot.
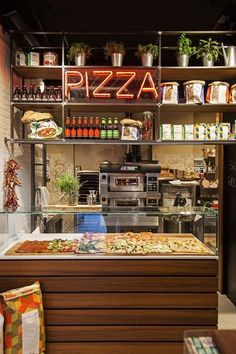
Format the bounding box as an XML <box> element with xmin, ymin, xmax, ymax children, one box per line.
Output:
<box><xmin>99</xmin><ymin>162</ymin><xmax>161</xmax><ymax>210</ymax></box>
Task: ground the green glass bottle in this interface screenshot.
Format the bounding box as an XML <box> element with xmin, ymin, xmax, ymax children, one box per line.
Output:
<box><xmin>107</xmin><ymin>118</ymin><xmax>113</xmax><ymax>140</ymax></box>
<box><xmin>100</xmin><ymin>118</ymin><xmax>107</xmax><ymax>139</ymax></box>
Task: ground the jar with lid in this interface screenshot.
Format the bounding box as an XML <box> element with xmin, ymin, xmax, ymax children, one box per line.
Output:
<box><xmin>142</xmin><ymin>111</ymin><xmax>153</xmax><ymax>140</ymax></box>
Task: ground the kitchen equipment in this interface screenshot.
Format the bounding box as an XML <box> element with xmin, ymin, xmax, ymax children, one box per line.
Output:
<box><xmin>221</xmin><ymin>44</ymin><xmax>236</xmax><ymax>67</ymax></box>
<box><xmin>160</xmin><ymin>183</ymin><xmax>197</xmax><ymax>208</ymax></box>
<box><xmin>77</xmin><ymin>170</ymin><xmax>99</xmax><ymax>204</ymax></box>
<box><xmin>100</xmin><ymin>162</ymin><xmax>161</xmax><ymax>209</ymax></box>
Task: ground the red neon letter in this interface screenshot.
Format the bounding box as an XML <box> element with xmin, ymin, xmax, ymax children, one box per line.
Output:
<box><xmin>137</xmin><ymin>72</ymin><xmax>158</xmax><ymax>99</ymax></box>
<box><xmin>116</xmin><ymin>72</ymin><xmax>136</xmax><ymax>99</ymax></box>
<box><xmin>85</xmin><ymin>71</ymin><xmax>90</xmax><ymax>98</ymax></box>
<box><xmin>65</xmin><ymin>71</ymin><xmax>84</xmax><ymax>98</ymax></box>
<box><xmin>92</xmin><ymin>71</ymin><xmax>113</xmax><ymax>98</ymax></box>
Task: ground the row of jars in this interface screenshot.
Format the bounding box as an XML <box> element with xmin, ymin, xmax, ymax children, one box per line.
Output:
<box><xmin>161</xmin><ymin>81</ymin><xmax>236</xmax><ymax>104</ymax></box>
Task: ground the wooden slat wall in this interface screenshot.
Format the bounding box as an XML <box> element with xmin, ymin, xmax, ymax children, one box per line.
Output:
<box><xmin>0</xmin><ymin>259</ymin><xmax>218</xmax><ymax>354</ymax></box>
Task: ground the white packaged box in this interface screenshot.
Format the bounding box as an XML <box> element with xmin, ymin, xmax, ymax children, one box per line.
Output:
<box><xmin>15</xmin><ymin>51</ymin><xmax>27</xmax><ymax>66</ymax></box>
<box><xmin>28</xmin><ymin>52</ymin><xmax>40</xmax><ymax>66</ymax></box>
<box><xmin>218</xmin><ymin>123</ymin><xmax>230</xmax><ymax>140</ymax></box>
<box><xmin>194</xmin><ymin>124</ymin><xmax>206</xmax><ymax>140</ymax></box>
<box><xmin>172</xmin><ymin>125</ymin><xmax>183</xmax><ymax>140</ymax></box>
<box><xmin>183</xmin><ymin>124</ymin><xmax>194</xmax><ymax>140</ymax></box>
<box><xmin>161</xmin><ymin>124</ymin><xmax>172</xmax><ymax>140</ymax></box>
<box><xmin>206</xmin><ymin>123</ymin><xmax>218</xmax><ymax>140</ymax></box>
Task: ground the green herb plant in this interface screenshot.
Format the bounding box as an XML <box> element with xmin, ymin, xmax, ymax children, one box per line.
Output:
<box><xmin>67</xmin><ymin>42</ymin><xmax>91</xmax><ymax>62</ymax></box>
<box><xmin>195</xmin><ymin>38</ymin><xmax>222</xmax><ymax>62</ymax></box>
<box><xmin>104</xmin><ymin>41</ymin><xmax>125</xmax><ymax>59</ymax></box>
<box><xmin>136</xmin><ymin>44</ymin><xmax>158</xmax><ymax>59</ymax></box>
<box><xmin>55</xmin><ymin>173</ymin><xmax>79</xmax><ymax>195</ymax></box>
<box><xmin>177</xmin><ymin>33</ymin><xmax>196</xmax><ymax>56</ymax></box>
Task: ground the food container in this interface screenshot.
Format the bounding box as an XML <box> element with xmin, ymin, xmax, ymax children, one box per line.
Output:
<box><xmin>15</xmin><ymin>51</ymin><xmax>27</xmax><ymax>66</ymax></box>
<box><xmin>206</xmin><ymin>123</ymin><xmax>218</xmax><ymax>140</ymax></box>
<box><xmin>29</xmin><ymin>120</ymin><xmax>62</xmax><ymax>140</ymax></box>
<box><xmin>218</xmin><ymin>123</ymin><xmax>230</xmax><ymax>140</ymax></box>
<box><xmin>194</xmin><ymin>123</ymin><xmax>206</xmax><ymax>140</ymax></box>
<box><xmin>161</xmin><ymin>82</ymin><xmax>179</xmax><ymax>104</ymax></box>
<box><xmin>184</xmin><ymin>80</ymin><xmax>205</xmax><ymax>104</ymax></box>
<box><xmin>27</xmin><ymin>52</ymin><xmax>40</xmax><ymax>66</ymax></box>
<box><xmin>183</xmin><ymin>124</ymin><xmax>194</xmax><ymax>140</ymax></box>
<box><xmin>161</xmin><ymin>124</ymin><xmax>172</xmax><ymax>140</ymax></box>
<box><xmin>206</xmin><ymin>81</ymin><xmax>229</xmax><ymax>103</ymax></box>
<box><xmin>142</xmin><ymin>111</ymin><xmax>153</xmax><ymax>140</ymax></box>
<box><xmin>43</xmin><ymin>52</ymin><xmax>58</xmax><ymax>66</ymax></box>
<box><xmin>229</xmin><ymin>83</ymin><xmax>236</xmax><ymax>103</ymax></box>
<box><xmin>172</xmin><ymin>125</ymin><xmax>183</xmax><ymax>140</ymax></box>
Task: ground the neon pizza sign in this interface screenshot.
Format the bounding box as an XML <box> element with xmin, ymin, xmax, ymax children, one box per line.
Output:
<box><xmin>65</xmin><ymin>68</ymin><xmax>158</xmax><ymax>102</ymax></box>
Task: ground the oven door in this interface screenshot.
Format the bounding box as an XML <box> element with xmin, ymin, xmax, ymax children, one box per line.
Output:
<box><xmin>109</xmin><ymin>175</ymin><xmax>144</xmax><ymax>192</ymax></box>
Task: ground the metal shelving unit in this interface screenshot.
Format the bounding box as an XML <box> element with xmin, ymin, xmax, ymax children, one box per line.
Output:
<box><xmin>6</xmin><ymin>30</ymin><xmax>236</xmax><ymax>217</ymax></box>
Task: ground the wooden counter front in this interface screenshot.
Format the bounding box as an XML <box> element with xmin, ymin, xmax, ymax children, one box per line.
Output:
<box><xmin>0</xmin><ymin>259</ymin><xmax>218</xmax><ymax>354</ymax></box>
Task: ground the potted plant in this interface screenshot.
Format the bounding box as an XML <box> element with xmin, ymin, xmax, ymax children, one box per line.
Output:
<box><xmin>136</xmin><ymin>44</ymin><xmax>158</xmax><ymax>67</ymax></box>
<box><xmin>67</xmin><ymin>42</ymin><xmax>91</xmax><ymax>66</ymax></box>
<box><xmin>104</xmin><ymin>41</ymin><xmax>125</xmax><ymax>66</ymax></box>
<box><xmin>177</xmin><ymin>33</ymin><xmax>196</xmax><ymax>67</ymax></box>
<box><xmin>195</xmin><ymin>38</ymin><xmax>222</xmax><ymax>66</ymax></box>
<box><xmin>55</xmin><ymin>172</ymin><xmax>79</xmax><ymax>205</ymax></box>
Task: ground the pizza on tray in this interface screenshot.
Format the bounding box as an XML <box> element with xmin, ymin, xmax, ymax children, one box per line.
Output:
<box><xmin>15</xmin><ymin>239</ymin><xmax>79</xmax><ymax>254</ymax></box>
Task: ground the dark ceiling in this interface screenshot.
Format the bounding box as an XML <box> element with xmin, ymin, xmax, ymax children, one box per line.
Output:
<box><xmin>0</xmin><ymin>0</ymin><xmax>236</xmax><ymax>32</ymax></box>
<box><xmin>1</xmin><ymin>0</ymin><xmax>236</xmax><ymax>66</ymax></box>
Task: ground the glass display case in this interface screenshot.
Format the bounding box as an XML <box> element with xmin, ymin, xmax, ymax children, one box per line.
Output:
<box><xmin>0</xmin><ymin>206</ymin><xmax>218</xmax><ymax>258</ymax></box>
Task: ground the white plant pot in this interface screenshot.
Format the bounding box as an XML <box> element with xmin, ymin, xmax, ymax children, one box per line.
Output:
<box><xmin>177</xmin><ymin>54</ymin><xmax>189</xmax><ymax>67</ymax></box>
<box><xmin>75</xmin><ymin>53</ymin><xmax>86</xmax><ymax>66</ymax></box>
<box><xmin>202</xmin><ymin>55</ymin><xmax>214</xmax><ymax>67</ymax></box>
<box><xmin>111</xmin><ymin>53</ymin><xmax>123</xmax><ymax>66</ymax></box>
<box><xmin>141</xmin><ymin>53</ymin><xmax>154</xmax><ymax>67</ymax></box>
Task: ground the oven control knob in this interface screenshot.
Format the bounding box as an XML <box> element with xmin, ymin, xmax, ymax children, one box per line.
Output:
<box><xmin>102</xmin><ymin>197</ymin><xmax>106</xmax><ymax>202</ymax></box>
<box><xmin>102</xmin><ymin>175</ymin><xmax>106</xmax><ymax>180</ymax></box>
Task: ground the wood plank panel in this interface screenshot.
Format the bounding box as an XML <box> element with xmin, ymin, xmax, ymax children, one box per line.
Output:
<box><xmin>43</xmin><ymin>293</ymin><xmax>218</xmax><ymax>309</ymax></box>
<box><xmin>46</xmin><ymin>342</ymin><xmax>183</xmax><ymax>354</ymax></box>
<box><xmin>46</xmin><ymin>325</ymin><xmax>217</xmax><ymax>342</ymax></box>
<box><xmin>45</xmin><ymin>309</ymin><xmax>217</xmax><ymax>325</ymax></box>
<box><xmin>0</xmin><ymin>259</ymin><xmax>218</xmax><ymax>276</ymax></box>
<box><xmin>0</xmin><ymin>276</ymin><xmax>218</xmax><ymax>293</ymax></box>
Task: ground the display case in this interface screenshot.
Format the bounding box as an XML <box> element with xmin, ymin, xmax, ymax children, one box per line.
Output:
<box><xmin>0</xmin><ymin>207</ymin><xmax>218</xmax><ymax>259</ymax></box>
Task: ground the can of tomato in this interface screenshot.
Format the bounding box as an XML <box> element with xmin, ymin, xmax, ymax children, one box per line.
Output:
<box><xmin>43</xmin><ymin>52</ymin><xmax>58</xmax><ymax>66</ymax></box>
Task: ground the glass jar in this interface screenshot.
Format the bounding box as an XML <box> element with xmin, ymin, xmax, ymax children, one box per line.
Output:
<box><xmin>142</xmin><ymin>111</ymin><xmax>153</xmax><ymax>140</ymax></box>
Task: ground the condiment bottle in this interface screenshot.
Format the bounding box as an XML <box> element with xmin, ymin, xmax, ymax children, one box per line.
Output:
<box><xmin>100</xmin><ymin>118</ymin><xmax>107</xmax><ymax>139</ymax></box>
<box><xmin>48</xmin><ymin>86</ymin><xmax>55</xmax><ymax>101</ymax></box>
<box><xmin>21</xmin><ymin>86</ymin><xmax>28</xmax><ymax>101</ymax></box>
<box><xmin>13</xmin><ymin>87</ymin><xmax>21</xmax><ymax>101</ymax></box>
<box><xmin>88</xmin><ymin>117</ymin><xmax>95</xmax><ymax>139</ymax></box>
<box><xmin>65</xmin><ymin>117</ymin><xmax>71</xmax><ymax>139</ymax></box>
<box><xmin>83</xmin><ymin>117</ymin><xmax>89</xmax><ymax>138</ymax></box>
<box><xmin>94</xmin><ymin>117</ymin><xmax>100</xmax><ymax>139</ymax></box>
<box><xmin>41</xmin><ymin>86</ymin><xmax>48</xmax><ymax>101</ymax></box>
<box><xmin>113</xmin><ymin>117</ymin><xmax>119</xmax><ymax>140</ymax></box>
<box><xmin>71</xmin><ymin>117</ymin><xmax>77</xmax><ymax>139</ymax></box>
<box><xmin>35</xmin><ymin>86</ymin><xmax>41</xmax><ymax>101</ymax></box>
<box><xmin>28</xmin><ymin>86</ymin><xmax>35</xmax><ymax>101</ymax></box>
<box><xmin>77</xmin><ymin>117</ymin><xmax>83</xmax><ymax>139</ymax></box>
<box><xmin>107</xmin><ymin>118</ymin><xmax>113</xmax><ymax>140</ymax></box>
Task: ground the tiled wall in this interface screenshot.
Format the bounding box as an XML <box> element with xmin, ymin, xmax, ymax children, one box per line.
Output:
<box><xmin>0</xmin><ymin>27</ymin><xmax>32</xmax><ymax>241</ymax></box>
